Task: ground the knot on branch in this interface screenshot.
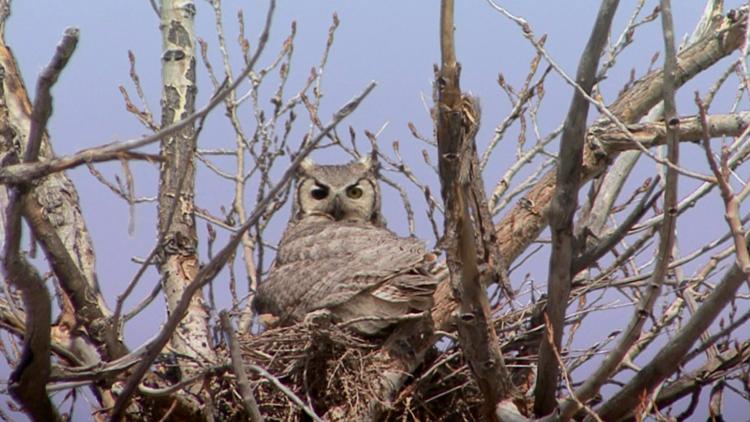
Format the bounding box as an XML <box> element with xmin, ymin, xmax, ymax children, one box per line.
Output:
<box><xmin>585</xmin><ymin>131</ymin><xmax>609</xmax><ymax>162</ymax></box>
<box><xmin>459</xmin><ymin>312</ymin><xmax>476</xmax><ymax>323</ymax></box>
<box><xmin>719</xmin><ymin>6</ymin><xmax>749</xmax><ymax>48</ymax></box>
<box><xmin>442</xmin><ymin>152</ymin><xmax>460</xmax><ymax>162</ymax></box>
<box><xmin>160</xmin><ymin>232</ymin><xmax>197</xmax><ymax>257</ymax></box>
<box><xmin>162</xmin><ymin>49</ymin><xmax>186</xmax><ymax>62</ymax></box>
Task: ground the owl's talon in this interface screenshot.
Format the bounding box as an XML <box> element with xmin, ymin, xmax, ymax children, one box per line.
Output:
<box><xmin>303</xmin><ymin>309</ymin><xmax>333</xmax><ymax>328</ymax></box>
<box><xmin>258</xmin><ymin>313</ymin><xmax>279</xmax><ymax>328</ymax></box>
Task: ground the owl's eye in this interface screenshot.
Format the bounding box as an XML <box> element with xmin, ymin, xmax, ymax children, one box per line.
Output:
<box><xmin>346</xmin><ymin>185</ymin><xmax>363</xmax><ymax>199</ymax></box>
<box><xmin>311</xmin><ymin>185</ymin><xmax>329</xmax><ymax>200</ymax></box>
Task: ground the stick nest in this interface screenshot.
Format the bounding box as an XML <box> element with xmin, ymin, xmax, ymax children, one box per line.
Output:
<box><xmin>213</xmin><ymin>322</ymin><xmax>487</xmax><ymax>421</ymax></box>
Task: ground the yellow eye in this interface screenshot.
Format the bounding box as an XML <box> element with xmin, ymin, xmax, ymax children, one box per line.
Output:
<box><xmin>311</xmin><ymin>185</ymin><xmax>329</xmax><ymax>200</ymax></box>
<box><xmin>346</xmin><ymin>185</ymin><xmax>363</xmax><ymax>199</ymax></box>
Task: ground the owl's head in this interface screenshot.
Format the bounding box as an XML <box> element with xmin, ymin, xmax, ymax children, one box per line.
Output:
<box><xmin>293</xmin><ymin>154</ymin><xmax>384</xmax><ymax>225</ymax></box>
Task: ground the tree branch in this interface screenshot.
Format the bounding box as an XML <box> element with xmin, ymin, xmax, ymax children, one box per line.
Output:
<box><xmin>0</xmin><ymin>26</ymin><xmax>80</xmax><ymax>422</ymax></box>
<box><xmin>2</xmin><ymin>193</ymin><xmax>58</xmax><ymax>421</ymax></box>
<box><xmin>432</xmin><ymin>6</ymin><xmax>749</xmax><ymax>334</ymax></box>
<box><xmin>697</xmin><ymin>94</ymin><xmax>750</xmax><ymax>285</ymax></box>
<box><xmin>594</xmin><ymin>238</ymin><xmax>750</xmax><ymax>420</ymax></box>
<box><xmin>435</xmin><ymin>1</ymin><xmax>514</xmax><ymax>418</ymax></box>
<box><xmin>572</xmin><ymin>176</ymin><xmax>661</xmax><ymax>273</ymax></box>
<box><xmin>220</xmin><ymin>311</ymin><xmax>262</xmax><ymax>422</ymax></box>
<box><xmin>651</xmin><ymin>339</ymin><xmax>750</xmax><ymax>413</ymax></box>
<box><xmin>533</xmin><ymin>1</ymin><xmax>619</xmax><ymax>415</ymax></box>
<box><xmin>0</xmin><ymin>21</ymin><xmax>126</xmax><ymax>413</ymax></box>
<box><xmin>0</xmin><ymin>0</ymin><xmax>278</xmax><ymax>187</ymax></box>
<box><xmin>499</xmin><ymin>5</ymin><xmax>748</xmax><ymax>268</ymax></box>
<box><xmin>24</xmin><ymin>28</ymin><xmax>77</xmax><ymax>161</ymax></box>
<box><xmin>554</xmin><ymin>2</ymin><xmax>681</xmax><ymax>418</ymax></box>
<box><xmin>595</xmin><ymin>111</ymin><xmax>750</xmax><ymax>151</ymax></box>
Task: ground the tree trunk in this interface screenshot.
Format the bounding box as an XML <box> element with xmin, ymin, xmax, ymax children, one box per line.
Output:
<box><xmin>157</xmin><ymin>0</ymin><xmax>215</xmax><ymax>379</ymax></box>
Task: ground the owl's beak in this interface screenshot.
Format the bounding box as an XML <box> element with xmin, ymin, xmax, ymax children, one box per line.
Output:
<box><xmin>331</xmin><ymin>194</ymin><xmax>345</xmax><ymax>220</ymax></box>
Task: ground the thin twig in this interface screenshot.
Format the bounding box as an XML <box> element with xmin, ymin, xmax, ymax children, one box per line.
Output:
<box><xmin>247</xmin><ymin>364</ymin><xmax>324</xmax><ymax>422</ymax></box>
<box><xmin>485</xmin><ymin>0</ymin><xmax>715</xmax><ymax>183</ymax></box>
<box><xmin>696</xmin><ymin>93</ymin><xmax>750</xmax><ymax>285</ymax></box>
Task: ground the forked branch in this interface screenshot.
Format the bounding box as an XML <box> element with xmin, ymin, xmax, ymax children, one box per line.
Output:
<box><xmin>1</xmin><ymin>26</ymin><xmax>81</xmax><ymax>422</ymax></box>
<box><xmin>533</xmin><ymin>1</ymin><xmax>619</xmax><ymax>415</ymax></box>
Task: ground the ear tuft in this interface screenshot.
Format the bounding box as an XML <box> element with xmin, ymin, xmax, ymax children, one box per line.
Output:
<box><xmin>358</xmin><ymin>150</ymin><xmax>378</xmax><ymax>172</ymax></box>
<box><xmin>299</xmin><ymin>157</ymin><xmax>315</xmax><ymax>173</ymax></box>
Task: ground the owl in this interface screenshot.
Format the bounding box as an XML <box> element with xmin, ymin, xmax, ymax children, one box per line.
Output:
<box><xmin>253</xmin><ymin>154</ymin><xmax>438</xmax><ymax>335</ymax></box>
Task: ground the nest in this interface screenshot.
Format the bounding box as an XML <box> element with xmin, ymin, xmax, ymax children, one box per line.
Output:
<box><xmin>212</xmin><ymin>322</ymin><xmax>489</xmax><ymax>421</ymax></box>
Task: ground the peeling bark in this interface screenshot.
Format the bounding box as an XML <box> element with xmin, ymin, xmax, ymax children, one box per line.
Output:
<box><xmin>157</xmin><ymin>0</ymin><xmax>215</xmax><ymax>379</ymax></box>
<box><xmin>1</xmin><ymin>22</ymin><xmax>81</xmax><ymax>422</ymax></box>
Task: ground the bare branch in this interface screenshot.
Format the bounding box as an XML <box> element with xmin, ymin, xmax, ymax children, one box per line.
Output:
<box><xmin>573</xmin><ymin>177</ymin><xmax>661</xmax><ymax>273</ymax></box>
<box><xmin>2</xmin><ymin>193</ymin><xmax>58</xmax><ymax>421</ymax></box>
<box><xmin>149</xmin><ymin>0</ymin><xmax>160</xmax><ymax>17</ymax></box>
<box><xmin>219</xmin><ymin>311</ymin><xmax>262</xmax><ymax>422</ymax></box>
<box><xmin>596</xmin><ymin>255</ymin><xmax>750</xmax><ymax>420</ymax></box>
<box><xmin>594</xmin><ymin>111</ymin><xmax>750</xmax><ymax>151</ymax></box>
<box><xmin>246</xmin><ymin>364</ymin><xmax>324</xmax><ymax>422</ymax></box>
<box><xmin>697</xmin><ymin>93</ymin><xmax>750</xmax><ymax>285</ymax></box>
<box><xmin>0</xmin><ymin>0</ymin><xmax>278</xmax><ymax>186</ymax></box>
<box><xmin>25</xmin><ymin>28</ymin><xmax>78</xmax><ymax>162</ymax></box>
<box><xmin>555</xmin><ymin>2</ymin><xmax>681</xmax><ymax>418</ymax></box>
<box><xmin>651</xmin><ymin>340</ymin><xmax>750</xmax><ymax>414</ymax></box>
<box><xmin>0</xmin><ymin>26</ymin><xmax>81</xmax><ymax>422</ymax></box>
<box><xmin>435</xmin><ymin>2</ymin><xmax>515</xmax><ymax>417</ymax></box>
<box><xmin>533</xmin><ymin>1</ymin><xmax>619</xmax><ymax>415</ymax></box>
<box><xmin>489</xmin><ymin>5</ymin><xmax>746</xmax><ymax>286</ymax></box>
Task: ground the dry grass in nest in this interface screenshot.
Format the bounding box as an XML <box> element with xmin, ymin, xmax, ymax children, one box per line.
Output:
<box><xmin>214</xmin><ymin>322</ymin><xmax>382</xmax><ymax>420</ymax></box>
<box><xmin>210</xmin><ymin>321</ymin><xmax>496</xmax><ymax>421</ymax></box>
<box><xmin>385</xmin><ymin>349</ymin><xmax>485</xmax><ymax>421</ymax></box>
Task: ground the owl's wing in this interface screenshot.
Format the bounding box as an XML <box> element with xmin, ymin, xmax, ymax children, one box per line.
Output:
<box><xmin>253</xmin><ymin>257</ymin><xmax>344</xmax><ymax>323</ymax></box>
<box><xmin>369</xmin><ymin>274</ymin><xmax>436</xmax><ymax>310</ymax></box>
<box><xmin>254</xmin><ymin>220</ymin><xmax>437</xmax><ymax>326</ymax></box>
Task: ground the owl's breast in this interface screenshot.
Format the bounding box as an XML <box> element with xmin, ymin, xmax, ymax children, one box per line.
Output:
<box><xmin>255</xmin><ymin>218</ymin><xmax>437</xmax><ymax>332</ymax></box>
<box><xmin>276</xmin><ymin>219</ymin><xmax>425</xmax><ymax>265</ymax></box>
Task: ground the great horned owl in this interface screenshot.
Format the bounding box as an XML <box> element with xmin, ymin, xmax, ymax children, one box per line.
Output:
<box><xmin>253</xmin><ymin>155</ymin><xmax>437</xmax><ymax>335</ymax></box>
